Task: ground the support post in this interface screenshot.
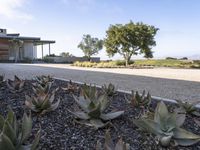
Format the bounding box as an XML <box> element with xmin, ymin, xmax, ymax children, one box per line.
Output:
<box><xmin>41</xmin><ymin>44</ymin><xmax>44</xmax><ymax>59</ymax></box>
<box><xmin>49</xmin><ymin>43</ymin><xmax>51</xmax><ymax>55</ymax></box>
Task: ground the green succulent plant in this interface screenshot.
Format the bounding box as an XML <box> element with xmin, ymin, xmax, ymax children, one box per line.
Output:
<box><xmin>102</xmin><ymin>83</ymin><xmax>117</xmax><ymax>97</ymax></box>
<box><xmin>34</xmin><ymin>75</ymin><xmax>53</xmax><ymax>88</ymax></box>
<box><xmin>125</xmin><ymin>90</ymin><xmax>151</xmax><ymax>108</ymax></box>
<box><xmin>62</xmin><ymin>80</ymin><xmax>79</xmax><ymax>93</ymax></box>
<box><xmin>69</xmin><ymin>88</ymin><xmax>124</xmax><ymax>129</ymax></box>
<box><xmin>25</xmin><ymin>87</ymin><xmax>60</xmax><ymax>115</ymax></box>
<box><xmin>0</xmin><ymin>109</ymin><xmax>40</xmax><ymax>150</ymax></box>
<box><xmin>133</xmin><ymin>101</ymin><xmax>200</xmax><ymax>147</ymax></box>
<box><xmin>176</xmin><ymin>100</ymin><xmax>200</xmax><ymax>116</ymax></box>
<box><xmin>6</xmin><ymin>75</ymin><xmax>25</xmax><ymax>93</ymax></box>
<box><xmin>96</xmin><ymin>130</ymin><xmax>129</xmax><ymax>150</ymax></box>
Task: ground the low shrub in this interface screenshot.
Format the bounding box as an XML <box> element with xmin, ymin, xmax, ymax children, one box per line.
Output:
<box><xmin>179</xmin><ymin>57</ymin><xmax>188</xmax><ymax>60</ymax></box>
<box><xmin>73</xmin><ymin>60</ymin><xmax>134</xmax><ymax>68</ymax></box>
<box><xmin>43</xmin><ymin>57</ymin><xmax>54</xmax><ymax>63</ymax></box>
<box><xmin>165</xmin><ymin>57</ymin><xmax>177</xmax><ymax>60</ymax></box>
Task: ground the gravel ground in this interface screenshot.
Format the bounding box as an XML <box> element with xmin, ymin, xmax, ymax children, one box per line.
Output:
<box><xmin>1</xmin><ymin>79</ymin><xmax>200</xmax><ymax>150</ymax></box>
<box><xmin>0</xmin><ymin>63</ymin><xmax>200</xmax><ymax>102</ymax></box>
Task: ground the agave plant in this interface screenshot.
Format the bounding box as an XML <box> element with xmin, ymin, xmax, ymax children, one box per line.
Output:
<box><xmin>7</xmin><ymin>75</ymin><xmax>25</xmax><ymax>93</ymax></box>
<box><xmin>0</xmin><ymin>109</ymin><xmax>40</xmax><ymax>150</ymax></box>
<box><xmin>69</xmin><ymin>88</ymin><xmax>124</xmax><ymax>129</ymax></box>
<box><xmin>133</xmin><ymin>101</ymin><xmax>200</xmax><ymax>147</ymax></box>
<box><xmin>62</xmin><ymin>80</ymin><xmax>79</xmax><ymax>93</ymax></box>
<box><xmin>102</xmin><ymin>83</ymin><xmax>117</xmax><ymax>97</ymax></box>
<box><xmin>125</xmin><ymin>90</ymin><xmax>151</xmax><ymax>108</ymax></box>
<box><xmin>25</xmin><ymin>87</ymin><xmax>60</xmax><ymax>115</ymax></box>
<box><xmin>96</xmin><ymin>130</ymin><xmax>129</xmax><ymax>150</ymax></box>
<box><xmin>176</xmin><ymin>100</ymin><xmax>200</xmax><ymax>116</ymax></box>
<box><xmin>34</xmin><ymin>75</ymin><xmax>53</xmax><ymax>88</ymax></box>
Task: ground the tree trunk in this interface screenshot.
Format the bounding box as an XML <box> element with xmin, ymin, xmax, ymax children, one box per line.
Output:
<box><xmin>125</xmin><ymin>59</ymin><xmax>129</xmax><ymax>67</ymax></box>
<box><xmin>125</xmin><ymin>56</ymin><xmax>131</xmax><ymax>67</ymax></box>
<box><xmin>88</xmin><ymin>56</ymin><xmax>91</xmax><ymax>62</ymax></box>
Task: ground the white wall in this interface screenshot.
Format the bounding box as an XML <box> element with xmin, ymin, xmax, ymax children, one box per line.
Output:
<box><xmin>23</xmin><ymin>42</ymin><xmax>37</xmax><ymax>59</ymax></box>
<box><xmin>33</xmin><ymin>44</ymin><xmax>37</xmax><ymax>58</ymax></box>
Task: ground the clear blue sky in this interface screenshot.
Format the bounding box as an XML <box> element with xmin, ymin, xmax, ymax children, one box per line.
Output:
<box><xmin>1</xmin><ymin>0</ymin><xmax>200</xmax><ymax>59</ymax></box>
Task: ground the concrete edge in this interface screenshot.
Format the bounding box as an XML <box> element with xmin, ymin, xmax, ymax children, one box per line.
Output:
<box><xmin>53</xmin><ymin>77</ymin><xmax>200</xmax><ymax>109</ymax></box>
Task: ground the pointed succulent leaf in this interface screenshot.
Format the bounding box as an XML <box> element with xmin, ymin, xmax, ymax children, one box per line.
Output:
<box><xmin>133</xmin><ymin>119</ymin><xmax>164</xmax><ymax>136</ymax></box>
<box><xmin>76</xmin><ymin>119</ymin><xmax>107</xmax><ymax>129</ymax></box>
<box><xmin>154</xmin><ymin>101</ymin><xmax>169</xmax><ymax>123</ymax></box>
<box><xmin>48</xmin><ymin>92</ymin><xmax>55</xmax><ymax>103</ymax></box>
<box><xmin>21</xmin><ymin>112</ymin><xmax>32</xmax><ymax>143</ymax></box>
<box><xmin>104</xmin><ymin>130</ymin><xmax>115</xmax><ymax>149</ymax></box>
<box><xmin>174</xmin><ymin>108</ymin><xmax>186</xmax><ymax>127</ymax></box>
<box><xmin>135</xmin><ymin>91</ymin><xmax>141</xmax><ymax>103</ymax></box>
<box><xmin>173</xmin><ymin>127</ymin><xmax>200</xmax><ymax>146</ymax></box>
<box><xmin>41</xmin><ymin>98</ymin><xmax>61</xmax><ymax>114</ymax></box>
<box><xmin>50</xmin><ymin>98</ymin><xmax>60</xmax><ymax>111</ymax></box>
<box><xmin>115</xmin><ymin>138</ymin><xmax>129</xmax><ymax>150</ymax></box>
<box><xmin>69</xmin><ymin>110</ymin><xmax>90</xmax><ymax>120</ymax></box>
<box><xmin>25</xmin><ymin>100</ymin><xmax>36</xmax><ymax>111</ymax></box>
<box><xmin>141</xmin><ymin>90</ymin><xmax>145</xmax><ymax>99</ymax></box>
<box><xmin>0</xmin><ymin>115</ymin><xmax>5</xmax><ymax>130</ymax></box>
<box><xmin>6</xmin><ymin>109</ymin><xmax>15</xmax><ymax>125</ymax></box>
<box><xmin>164</xmin><ymin>113</ymin><xmax>177</xmax><ymax>132</ymax></box>
<box><xmin>192</xmin><ymin>111</ymin><xmax>200</xmax><ymax>117</ymax></box>
<box><xmin>40</xmin><ymin>96</ymin><xmax>51</xmax><ymax>110</ymax></box>
<box><xmin>31</xmin><ymin>129</ymin><xmax>41</xmax><ymax>150</ymax></box>
<box><xmin>89</xmin><ymin>119</ymin><xmax>106</xmax><ymax>129</ymax></box>
<box><xmin>0</xmin><ymin>133</ymin><xmax>15</xmax><ymax>150</ymax></box>
<box><xmin>99</xmin><ymin>94</ymin><xmax>109</xmax><ymax>112</ymax></box>
<box><xmin>73</xmin><ymin>95</ymin><xmax>90</xmax><ymax>112</ymax></box>
<box><xmin>96</xmin><ymin>140</ymin><xmax>103</xmax><ymax>150</ymax></box>
<box><xmin>2</xmin><ymin>121</ymin><xmax>17</xmax><ymax>145</ymax></box>
<box><xmin>14</xmin><ymin>75</ymin><xmax>20</xmax><ymax>82</ymax></box>
<box><xmin>100</xmin><ymin>111</ymin><xmax>124</xmax><ymax>121</ymax></box>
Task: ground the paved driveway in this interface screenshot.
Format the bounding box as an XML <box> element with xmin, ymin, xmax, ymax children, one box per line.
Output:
<box><xmin>0</xmin><ymin>63</ymin><xmax>200</xmax><ymax>102</ymax></box>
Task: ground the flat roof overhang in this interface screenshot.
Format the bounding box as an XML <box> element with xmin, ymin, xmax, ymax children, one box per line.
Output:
<box><xmin>0</xmin><ymin>35</ymin><xmax>40</xmax><ymax>41</ymax></box>
<box><xmin>0</xmin><ymin>36</ymin><xmax>55</xmax><ymax>45</ymax></box>
<box><xmin>34</xmin><ymin>40</ymin><xmax>56</xmax><ymax>46</ymax></box>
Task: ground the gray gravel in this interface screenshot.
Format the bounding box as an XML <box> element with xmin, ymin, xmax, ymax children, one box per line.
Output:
<box><xmin>0</xmin><ymin>63</ymin><xmax>200</xmax><ymax>102</ymax></box>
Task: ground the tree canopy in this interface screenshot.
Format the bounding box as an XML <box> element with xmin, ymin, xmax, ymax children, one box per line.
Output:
<box><xmin>78</xmin><ymin>34</ymin><xmax>103</xmax><ymax>61</ymax></box>
<box><xmin>104</xmin><ymin>21</ymin><xmax>159</xmax><ymax>66</ymax></box>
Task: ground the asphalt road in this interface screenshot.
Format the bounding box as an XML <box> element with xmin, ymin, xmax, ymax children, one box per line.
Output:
<box><xmin>0</xmin><ymin>63</ymin><xmax>200</xmax><ymax>102</ymax></box>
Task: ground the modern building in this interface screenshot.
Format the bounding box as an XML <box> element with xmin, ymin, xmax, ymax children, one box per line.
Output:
<box><xmin>0</xmin><ymin>28</ymin><xmax>55</xmax><ymax>62</ymax></box>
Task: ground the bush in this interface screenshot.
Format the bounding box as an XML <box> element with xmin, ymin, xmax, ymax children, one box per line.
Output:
<box><xmin>165</xmin><ymin>57</ymin><xmax>177</xmax><ymax>60</ymax></box>
<box><xmin>114</xmin><ymin>60</ymin><xmax>134</xmax><ymax>66</ymax></box>
<box><xmin>73</xmin><ymin>61</ymin><xmax>97</xmax><ymax>67</ymax></box>
<box><xmin>20</xmin><ymin>57</ymin><xmax>32</xmax><ymax>63</ymax></box>
<box><xmin>115</xmin><ymin>60</ymin><xmax>126</xmax><ymax>66</ymax></box>
<box><xmin>73</xmin><ymin>60</ymin><xmax>135</xmax><ymax>68</ymax></box>
<box><xmin>179</xmin><ymin>57</ymin><xmax>188</xmax><ymax>60</ymax></box>
<box><xmin>43</xmin><ymin>57</ymin><xmax>54</xmax><ymax>63</ymax></box>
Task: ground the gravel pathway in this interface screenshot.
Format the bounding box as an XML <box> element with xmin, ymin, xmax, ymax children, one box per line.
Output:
<box><xmin>0</xmin><ymin>63</ymin><xmax>200</xmax><ymax>102</ymax></box>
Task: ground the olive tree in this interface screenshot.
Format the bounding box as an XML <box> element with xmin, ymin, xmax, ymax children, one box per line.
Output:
<box><xmin>104</xmin><ymin>21</ymin><xmax>158</xmax><ymax>66</ymax></box>
<box><xmin>9</xmin><ymin>38</ymin><xmax>24</xmax><ymax>62</ymax></box>
<box><xmin>78</xmin><ymin>34</ymin><xmax>103</xmax><ymax>61</ymax></box>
